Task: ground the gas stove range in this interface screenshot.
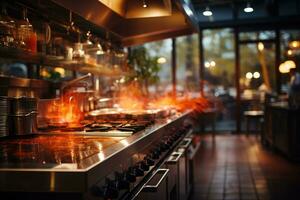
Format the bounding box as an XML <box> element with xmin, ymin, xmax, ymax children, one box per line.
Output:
<box><xmin>0</xmin><ymin>111</ymin><xmax>194</xmax><ymax>200</ymax></box>
<box><xmin>38</xmin><ymin>119</ymin><xmax>154</xmax><ymax>137</ymax></box>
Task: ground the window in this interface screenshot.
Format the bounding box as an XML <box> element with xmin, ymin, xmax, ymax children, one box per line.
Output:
<box><xmin>176</xmin><ymin>34</ymin><xmax>199</xmax><ymax>93</ymax></box>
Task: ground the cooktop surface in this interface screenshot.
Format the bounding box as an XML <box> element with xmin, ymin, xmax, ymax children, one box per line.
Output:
<box><xmin>0</xmin><ymin>134</ymin><xmax>125</xmax><ymax>169</ymax></box>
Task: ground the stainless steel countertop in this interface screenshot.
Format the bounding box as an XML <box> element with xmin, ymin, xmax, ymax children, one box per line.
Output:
<box><xmin>0</xmin><ymin>110</ymin><xmax>192</xmax><ymax>192</ymax></box>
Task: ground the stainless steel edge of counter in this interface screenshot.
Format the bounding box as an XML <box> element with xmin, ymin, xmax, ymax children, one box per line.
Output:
<box><xmin>0</xmin><ymin>110</ymin><xmax>192</xmax><ymax>193</ymax></box>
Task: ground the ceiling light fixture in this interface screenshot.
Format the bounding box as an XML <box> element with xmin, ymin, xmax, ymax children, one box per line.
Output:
<box><xmin>142</xmin><ymin>0</ymin><xmax>148</xmax><ymax>8</ymax></box>
<box><xmin>244</xmin><ymin>2</ymin><xmax>254</xmax><ymax>13</ymax></box>
<box><xmin>203</xmin><ymin>7</ymin><xmax>213</xmax><ymax>16</ymax></box>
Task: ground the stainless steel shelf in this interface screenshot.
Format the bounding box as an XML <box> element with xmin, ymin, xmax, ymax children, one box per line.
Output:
<box><xmin>0</xmin><ymin>47</ymin><xmax>132</xmax><ymax>77</ymax></box>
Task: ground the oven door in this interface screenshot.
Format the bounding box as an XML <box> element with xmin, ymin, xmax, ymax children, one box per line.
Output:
<box><xmin>177</xmin><ymin>137</ymin><xmax>192</xmax><ymax>200</ymax></box>
<box><xmin>187</xmin><ymin>135</ymin><xmax>201</xmax><ymax>193</ymax></box>
<box><xmin>133</xmin><ymin>169</ymin><xmax>169</xmax><ymax>200</ymax></box>
<box><xmin>164</xmin><ymin>151</ymin><xmax>183</xmax><ymax>200</ymax></box>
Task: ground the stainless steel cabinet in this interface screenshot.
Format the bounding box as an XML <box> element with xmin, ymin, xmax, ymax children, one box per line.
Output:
<box><xmin>134</xmin><ymin>169</ymin><xmax>169</xmax><ymax>200</ymax></box>
<box><xmin>164</xmin><ymin>152</ymin><xmax>183</xmax><ymax>200</ymax></box>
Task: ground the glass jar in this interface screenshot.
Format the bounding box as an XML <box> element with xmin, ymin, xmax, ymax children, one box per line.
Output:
<box><xmin>73</xmin><ymin>42</ymin><xmax>85</xmax><ymax>61</ymax></box>
<box><xmin>17</xmin><ymin>8</ymin><xmax>36</xmax><ymax>52</ymax></box>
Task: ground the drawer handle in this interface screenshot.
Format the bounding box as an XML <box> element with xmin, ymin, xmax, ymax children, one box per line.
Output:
<box><xmin>180</xmin><ymin>138</ymin><xmax>192</xmax><ymax>148</ymax></box>
<box><xmin>166</xmin><ymin>152</ymin><xmax>183</xmax><ymax>164</ymax></box>
<box><xmin>143</xmin><ymin>169</ymin><xmax>169</xmax><ymax>192</ymax></box>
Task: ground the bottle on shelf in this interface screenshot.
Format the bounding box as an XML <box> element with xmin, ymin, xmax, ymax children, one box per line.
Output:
<box><xmin>17</xmin><ymin>8</ymin><xmax>36</xmax><ymax>52</ymax></box>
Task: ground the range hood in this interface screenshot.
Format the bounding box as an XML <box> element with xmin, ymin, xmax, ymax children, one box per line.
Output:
<box><xmin>52</xmin><ymin>0</ymin><xmax>198</xmax><ymax>46</ymax></box>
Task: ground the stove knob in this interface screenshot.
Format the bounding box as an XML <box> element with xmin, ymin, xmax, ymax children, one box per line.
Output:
<box><xmin>161</xmin><ymin>142</ymin><xmax>169</xmax><ymax>150</ymax></box>
<box><xmin>159</xmin><ymin>142</ymin><xmax>167</xmax><ymax>152</ymax></box>
<box><xmin>173</xmin><ymin>135</ymin><xmax>179</xmax><ymax>140</ymax></box>
<box><xmin>163</xmin><ymin>141</ymin><xmax>171</xmax><ymax>149</ymax></box>
<box><xmin>175</xmin><ymin>132</ymin><xmax>181</xmax><ymax>138</ymax></box>
<box><xmin>170</xmin><ymin>135</ymin><xmax>176</xmax><ymax>142</ymax></box>
<box><xmin>139</xmin><ymin>161</ymin><xmax>150</xmax><ymax>171</ymax></box>
<box><xmin>145</xmin><ymin>156</ymin><xmax>155</xmax><ymax>166</ymax></box>
<box><xmin>166</xmin><ymin>139</ymin><xmax>172</xmax><ymax>146</ymax></box>
<box><xmin>153</xmin><ymin>148</ymin><xmax>161</xmax><ymax>156</ymax></box>
<box><xmin>133</xmin><ymin>165</ymin><xmax>144</xmax><ymax>176</ymax></box>
<box><xmin>160</xmin><ymin>145</ymin><xmax>167</xmax><ymax>152</ymax></box>
<box><xmin>150</xmin><ymin>151</ymin><xmax>159</xmax><ymax>159</ymax></box>
<box><xmin>106</xmin><ymin>178</ymin><xmax>119</xmax><ymax>190</ymax></box>
<box><xmin>125</xmin><ymin>170</ymin><xmax>136</xmax><ymax>183</ymax></box>
<box><xmin>115</xmin><ymin>172</ymin><xmax>130</xmax><ymax>190</ymax></box>
<box><xmin>170</xmin><ymin>135</ymin><xmax>177</xmax><ymax>141</ymax></box>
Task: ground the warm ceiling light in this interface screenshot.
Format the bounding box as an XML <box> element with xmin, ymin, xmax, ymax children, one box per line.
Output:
<box><xmin>142</xmin><ymin>0</ymin><xmax>148</xmax><ymax>8</ymax></box>
<box><xmin>244</xmin><ymin>2</ymin><xmax>254</xmax><ymax>13</ymax></box>
<box><xmin>157</xmin><ymin>57</ymin><xmax>167</xmax><ymax>64</ymax></box>
<box><xmin>210</xmin><ymin>61</ymin><xmax>216</xmax><ymax>67</ymax></box>
<box><xmin>258</xmin><ymin>42</ymin><xmax>264</xmax><ymax>51</ymax></box>
<box><xmin>287</xmin><ymin>49</ymin><xmax>293</xmax><ymax>56</ymax></box>
<box><xmin>204</xmin><ymin>61</ymin><xmax>211</xmax><ymax>68</ymax></box>
<box><xmin>253</xmin><ymin>71</ymin><xmax>260</xmax><ymax>79</ymax></box>
<box><xmin>246</xmin><ymin>72</ymin><xmax>253</xmax><ymax>79</ymax></box>
<box><xmin>203</xmin><ymin>7</ymin><xmax>213</xmax><ymax>16</ymax></box>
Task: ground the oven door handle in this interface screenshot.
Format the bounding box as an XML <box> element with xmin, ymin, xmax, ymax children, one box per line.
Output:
<box><xmin>166</xmin><ymin>152</ymin><xmax>183</xmax><ymax>164</ymax></box>
<box><xmin>142</xmin><ymin>168</ymin><xmax>169</xmax><ymax>193</ymax></box>
<box><xmin>179</xmin><ymin>138</ymin><xmax>192</xmax><ymax>148</ymax></box>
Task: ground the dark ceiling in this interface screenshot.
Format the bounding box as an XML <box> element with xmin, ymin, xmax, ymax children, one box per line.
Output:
<box><xmin>190</xmin><ymin>0</ymin><xmax>300</xmax><ymax>29</ymax></box>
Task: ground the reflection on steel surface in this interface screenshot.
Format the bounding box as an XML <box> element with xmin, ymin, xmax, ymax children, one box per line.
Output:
<box><xmin>0</xmin><ymin>135</ymin><xmax>124</xmax><ymax>168</ymax></box>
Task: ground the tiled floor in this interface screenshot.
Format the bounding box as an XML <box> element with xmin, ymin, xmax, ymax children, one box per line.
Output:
<box><xmin>190</xmin><ymin>134</ymin><xmax>300</xmax><ymax>200</ymax></box>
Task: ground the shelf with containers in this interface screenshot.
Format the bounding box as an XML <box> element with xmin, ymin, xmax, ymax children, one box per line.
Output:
<box><xmin>0</xmin><ymin>46</ymin><xmax>132</xmax><ymax>77</ymax></box>
<box><xmin>0</xmin><ymin>0</ymin><xmax>131</xmax><ymax>78</ymax></box>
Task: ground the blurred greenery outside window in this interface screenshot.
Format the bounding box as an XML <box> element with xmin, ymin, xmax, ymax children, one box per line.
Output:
<box><xmin>240</xmin><ymin>32</ymin><xmax>276</xmax><ymax>94</ymax></box>
<box><xmin>203</xmin><ymin>28</ymin><xmax>235</xmax><ymax>97</ymax></box>
<box><xmin>176</xmin><ymin>34</ymin><xmax>199</xmax><ymax>94</ymax></box>
<box><xmin>130</xmin><ymin>34</ymin><xmax>200</xmax><ymax>95</ymax></box>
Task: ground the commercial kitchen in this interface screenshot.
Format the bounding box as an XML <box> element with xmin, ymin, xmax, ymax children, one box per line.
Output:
<box><xmin>0</xmin><ymin>0</ymin><xmax>300</xmax><ymax>200</ymax></box>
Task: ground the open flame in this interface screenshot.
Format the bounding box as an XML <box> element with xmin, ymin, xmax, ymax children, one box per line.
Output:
<box><xmin>43</xmin><ymin>83</ymin><xmax>211</xmax><ymax>127</ymax></box>
<box><xmin>44</xmin><ymin>93</ymin><xmax>83</xmax><ymax>125</ymax></box>
<box><xmin>150</xmin><ymin>94</ymin><xmax>210</xmax><ymax>113</ymax></box>
<box><xmin>116</xmin><ymin>83</ymin><xmax>211</xmax><ymax>113</ymax></box>
<box><xmin>117</xmin><ymin>82</ymin><xmax>147</xmax><ymax>110</ymax></box>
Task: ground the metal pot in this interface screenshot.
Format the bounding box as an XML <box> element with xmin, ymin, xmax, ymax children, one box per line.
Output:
<box><xmin>8</xmin><ymin>111</ymin><xmax>37</xmax><ymax>136</ymax></box>
<box><xmin>0</xmin><ymin>96</ymin><xmax>10</xmax><ymax>137</ymax></box>
<box><xmin>10</xmin><ymin>97</ymin><xmax>37</xmax><ymax>115</ymax></box>
<box><xmin>0</xmin><ymin>115</ymin><xmax>9</xmax><ymax>137</ymax></box>
<box><xmin>96</xmin><ymin>97</ymin><xmax>113</xmax><ymax>109</ymax></box>
<box><xmin>69</xmin><ymin>90</ymin><xmax>95</xmax><ymax>113</ymax></box>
